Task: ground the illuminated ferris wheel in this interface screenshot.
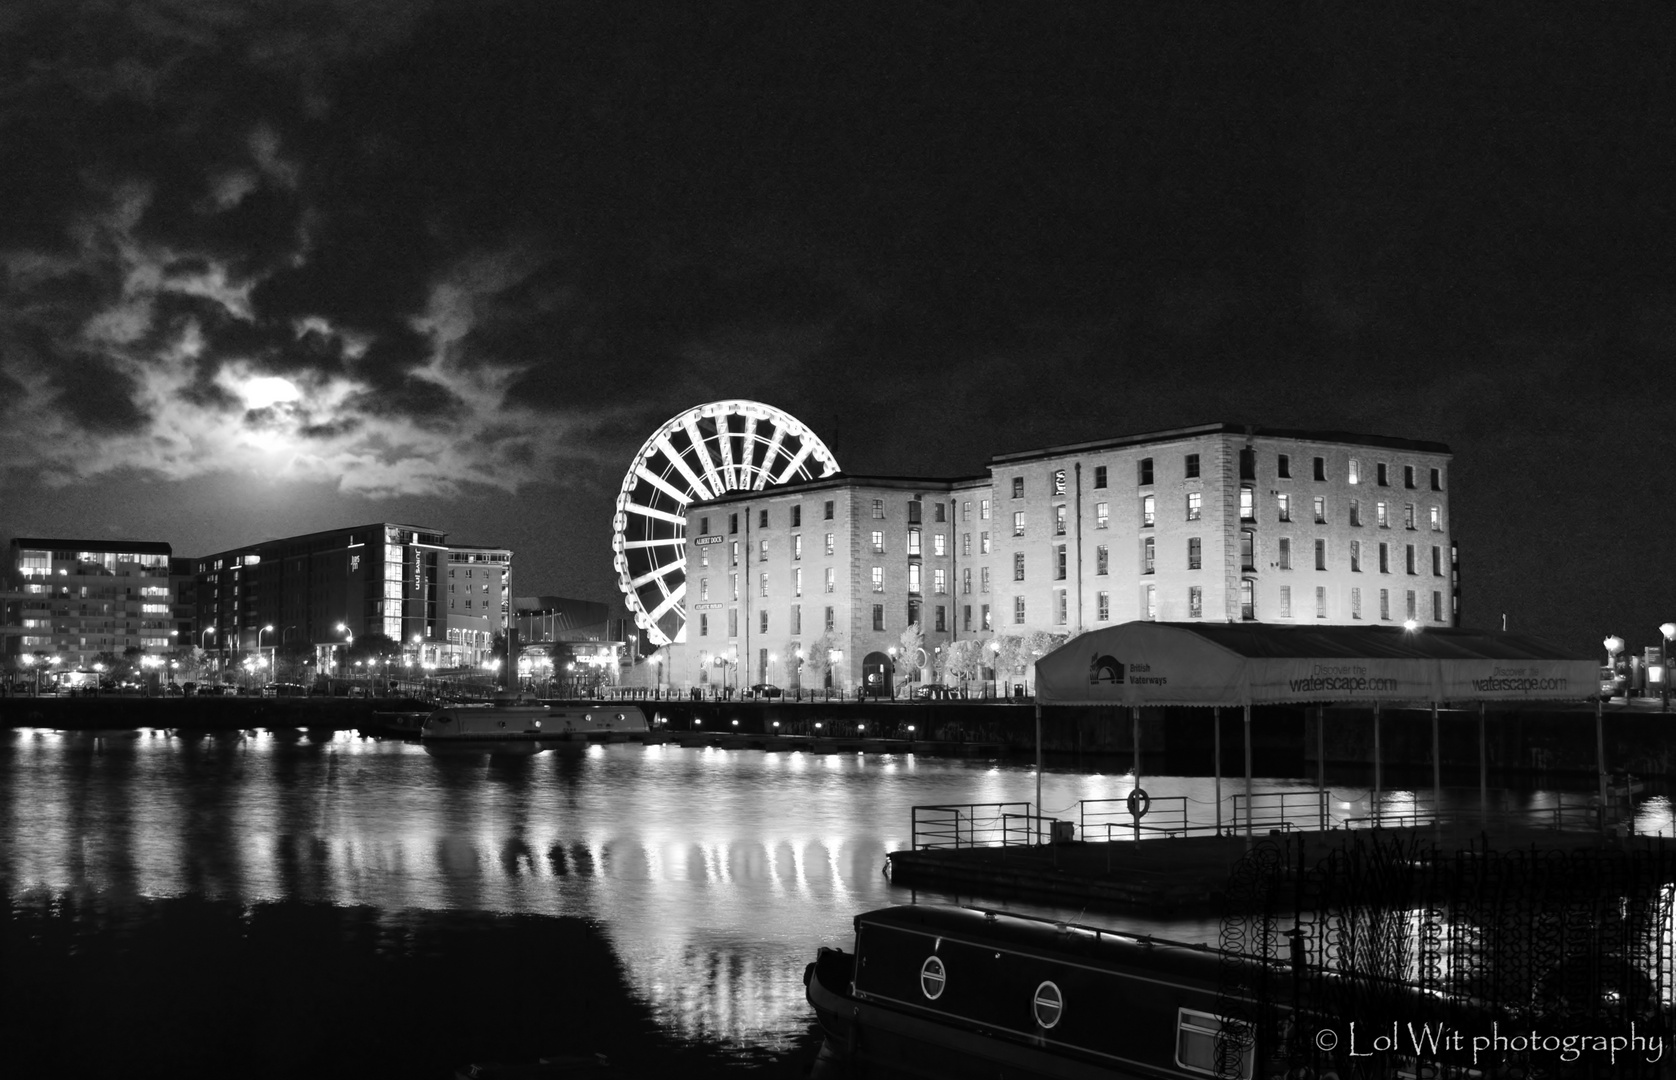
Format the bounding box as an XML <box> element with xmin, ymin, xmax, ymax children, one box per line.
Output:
<box><xmin>613</xmin><ymin>400</ymin><xmax>840</xmax><ymax>646</ymax></box>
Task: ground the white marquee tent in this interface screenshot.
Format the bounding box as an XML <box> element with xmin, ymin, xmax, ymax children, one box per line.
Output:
<box><xmin>1029</xmin><ymin>622</ymin><xmax>1602</xmax><ymax>837</ymax></box>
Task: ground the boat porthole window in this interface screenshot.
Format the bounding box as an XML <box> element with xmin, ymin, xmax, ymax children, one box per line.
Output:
<box><xmin>920</xmin><ymin>956</ymin><xmax>946</xmax><ymax>1000</ymax></box>
<box><xmin>615</xmin><ymin>713</ymin><xmax>624</xmax><ymax>721</ymax></box>
<box><xmin>498</xmin><ymin>720</ymin><xmax>506</xmax><ymax>728</ymax></box>
<box><xmin>1033</xmin><ymin>980</ymin><xmax>1063</xmax><ymax>1029</ymax></box>
<box><xmin>585</xmin><ymin>713</ymin><xmax>593</xmax><ymax>722</ymax></box>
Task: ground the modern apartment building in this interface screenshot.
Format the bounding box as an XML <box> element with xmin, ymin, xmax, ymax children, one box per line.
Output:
<box><xmin>442</xmin><ymin>543</ymin><xmax>512</xmax><ymax>666</ymax></box>
<box><xmin>4</xmin><ymin>539</ymin><xmax>177</xmax><ymax>666</ymax></box>
<box><xmin>195</xmin><ymin>523</ymin><xmax>451</xmax><ymax>666</ymax></box>
<box><xmin>658</xmin><ymin>424</ymin><xmax>1456</xmax><ymax>691</ymax></box>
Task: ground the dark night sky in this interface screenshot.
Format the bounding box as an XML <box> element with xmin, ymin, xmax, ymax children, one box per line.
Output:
<box><xmin>1</xmin><ymin>2</ymin><xmax>1672</xmax><ymax>658</ymax></box>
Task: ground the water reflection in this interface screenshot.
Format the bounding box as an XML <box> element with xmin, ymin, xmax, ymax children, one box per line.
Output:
<box><xmin>0</xmin><ymin>728</ymin><xmax>1623</xmax><ymax>1062</ymax></box>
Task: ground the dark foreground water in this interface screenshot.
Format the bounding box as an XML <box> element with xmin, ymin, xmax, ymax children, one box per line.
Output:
<box><xmin>1</xmin><ymin>727</ymin><xmax>1652</xmax><ymax>1078</ymax></box>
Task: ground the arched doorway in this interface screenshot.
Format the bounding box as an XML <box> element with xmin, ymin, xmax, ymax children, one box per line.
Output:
<box><xmin>861</xmin><ymin>651</ymin><xmax>894</xmax><ymax>698</ymax></box>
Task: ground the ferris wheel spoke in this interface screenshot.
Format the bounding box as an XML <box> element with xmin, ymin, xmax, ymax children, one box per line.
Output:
<box><xmin>644</xmin><ymin>581</ymin><xmax>686</xmax><ymax>625</ymax></box>
<box><xmin>683</xmin><ymin>417</ymin><xmax>727</xmax><ymax>495</ymax></box>
<box><xmin>739</xmin><ymin>415</ymin><xmax>760</xmax><ymax>489</ymax></box>
<box><xmin>625</xmin><ymin>501</ymin><xmax>688</xmax><ymax>527</ymax></box>
<box><xmin>655</xmin><ymin>434</ymin><xmax>713</xmax><ymax>502</ymax></box>
<box><xmin>753</xmin><ymin>424</ymin><xmax>789</xmax><ymax>490</ymax></box>
<box><xmin>635</xmin><ymin>464</ymin><xmax>695</xmax><ymax>509</ymax></box>
<box><xmin>716</xmin><ymin>417</ymin><xmax>741</xmax><ymax>491</ymax></box>
<box><xmin>620</xmin><ymin>537</ymin><xmax>687</xmax><ymax>551</ymax></box>
<box><xmin>775</xmin><ymin>440</ymin><xmax>817</xmax><ymax>485</ymax></box>
<box><xmin>630</xmin><ymin>559</ymin><xmax>683</xmax><ymax>591</ymax></box>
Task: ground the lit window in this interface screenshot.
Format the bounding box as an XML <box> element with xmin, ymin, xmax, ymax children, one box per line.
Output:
<box><xmin>1186</xmin><ymin>493</ymin><xmax>1200</xmax><ymax>521</ymax></box>
<box><xmin>980</xmin><ymin>567</ymin><xmax>990</xmax><ymax>593</ymax></box>
<box><xmin>907</xmin><ymin>528</ymin><xmax>921</xmax><ymax>556</ymax></box>
<box><xmin>825</xmin><ymin>532</ymin><xmax>835</xmax><ymax>555</ymax></box>
<box><xmin>759</xmin><ymin>540</ymin><xmax>768</xmax><ymax>561</ymax></box>
<box><xmin>794</xmin><ymin>568</ymin><xmax>803</xmax><ymax>596</ymax></box>
<box><xmin>1348</xmin><ymin>458</ymin><xmax>1360</xmax><ymax>485</ymax></box>
<box><xmin>1013</xmin><ymin>511</ymin><xmax>1025</xmax><ymax>536</ymax></box>
<box><xmin>793</xmin><ymin>535</ymin><xmax>802</xmax><ymax>560</ymax></box>
<box><xmin>908</xmin><ymin>564</ymin><xmax>921</xmax><ymax>594</ymax></box>
<box><xmin>962</xmin><ymin>533</ymin><xmax>971</xmax><ymax>556</ymax></box>
<box><xmin>1142</xmin><ymin>536</ymin><xmax>1155</xmax><ymax>575</ymax></box>
<box><xmin>1097</xmin><ymin>591</ymin><xmax>1110</xmax><ymax>621</ymax></box>
<box><xmin>759</xmin><ymin>572</ymin><xmax>769</xmax><ymax>597</ymax></box>
<box><xmin>980</xmin><ymin>499</ymin><xmax>990</xmax><ymax>520</ymax></box>
<box><xmin>1055</xmin><ymin>545</ymin><xmax>1067</xmax><ymax>580</ymax></box>
<box><xmin>1095</xmin><ymin>502</ymin><xmax>1109</xmax><ymax>529</ymax></box>
<box><xmin>871</xmin><ymin>567</ymin><xmax>883</xmax><ymax>593</ymax></box>
<box><xmin>824</xmin><ymin>567</ymin><xmax>835</xmax><ymax>593</ymax></box>
<box><xmin>1240</xmin><ymin>579</ymin><xmax>1255</xmax><ymax>621</ymax></box>
<box><xmin>871</xmin><ymin>531</ymin><xmax>884</xmax><ymax>553</ymax></box>
<box><xmin>700</xmin><ymin>578</ymin><xmax>710</xmax><ymax>601</ymax></box>
<box><xmin>1430</xmin><ymin>506</ymin><xmax>1442</xmax><ymax>531</ymax></box>
<box><xmin>1313</xmin><ymin>496</ymin><xmax>1326</xmax><ymax>524</ymax></box>
<box><xmin>933</xmin><ymin>568</ymin><xmax>946</xmax><ymax>594</ymax></box>
<box><xmin>1404</xmin><ymin>503</ymin><xmax>1415</xmax><ymax>530</ymax></box>
<box><xmin>1142</xmin><ymin>495</ymin><xmax>1155</xmax><ymax>527</ymax></box>
<box><xmin>1239</xmin><ymin>486</ymin><xmax>1254</xmax><ymax>521</ymax></box>
<box><xmin>934</xmin><ymin>533</ymin><xmax>945</xmax><ymax>557</ymax></box>
<box><xmin>980</xmin><ymin>531</ymin><xmax>990</xmax><ymax>554</ymax></box>
<box><xmin>1054</xmin><ymin>505</ymin><xmax>1067</xmax><ymax>535</ymax></box>
<box><xmin>1376</xmin><ymin>501</ymin><xmax>1388</xmax><ymax>528</ymax></box>
<box><xmin>1279</xmin><ymin>585</ymin><xmax>1292</xmax><ymax>618</ymax></box>
<box><xmin>1277</xmin><ymin>493</ymin><xmax>1291</xmax><ymax>522</ymax></box>
<box><xmin>1013</xmin><ymin>552</ymin><xmax>1025</xmax><ymax>581</ymax></box>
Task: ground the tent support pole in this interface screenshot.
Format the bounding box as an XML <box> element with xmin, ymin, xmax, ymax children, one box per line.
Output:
<box><xmin>1243</xmin><ymin>702</ymin><xmax>1253</xmax><ymax>841</ymax></box>
<box><xmin>1478</xmin><ymin>701</ymin><xmax>1488</xmax><ymax>830</ymax></box>
<box><xmin>1035</xmin><ymin>701</ymin><xmax>1043</xmax><ymax>845</ymax></box>
<box><xmin>1132</xmin><ymin>706</ymin><xmax>1141</xmax><ymax>791</ymax></box>
<box><xmin>1316</xmin><ymin>705</ymin><xmax>1326</xmax><ymax>831</ymax></box>
<box><xmin>1431</xmin><ymin>702</ymin><xmax>1441</xmax><ymax>838</ymax></box>
<box><xmin>1596</xmin><ymin>696</ymin><xmax>1608</xmax><ymax>837</ymax></box>
<box><xmin>1372</xmin><ymin>703</ymin><xmax>1382</xmax><ymax>828</ymax></box>
<box><xmin>1213</xmin><ymin>706</ymin><xmax>1222</xmax><ymax>836</ymax></box>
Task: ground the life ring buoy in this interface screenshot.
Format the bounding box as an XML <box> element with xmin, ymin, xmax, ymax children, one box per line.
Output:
<box><xmin>1127</xmin><ymin>788</ymin><xmax>1151</xmax><ymax>818</ymax></box>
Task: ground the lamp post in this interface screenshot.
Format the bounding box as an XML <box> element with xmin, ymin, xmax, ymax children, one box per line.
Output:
<box><xmin>1660</xmin><ymin>623</ymin><xmax>1676</xmax><ymax>712</ymax></box>
<box><xmin>1605</xmin><ymin>635</ymin><xmax>1625</xmax><ymax>699</ymax></box>
<box><xmin>886</xmin><ymin>646</ymin><xmax>897</xmax><ymax>700</ymax></box>
<box><xmin>20</xmin><ymin>654</ymin><xmax>35</xmax><ymax>697</ymax></box>
<box><xmin>258</xmin><ymin>624</ymin><xmax>274</xmax><ymax>687</ymax></box>
<box><xmin>989</xmin><ymin>640</ymin><xmax>1002</xmax><ymax>700</ymax></box>
<box><xmin>200</xmin><ymin>627</ymin><xmax>215</xmax><ymax>679</ymax></box>
<box><xmin>336</xmin><ymin>622</ymin><xmax>353</xmax><ymax>685</ymax></box>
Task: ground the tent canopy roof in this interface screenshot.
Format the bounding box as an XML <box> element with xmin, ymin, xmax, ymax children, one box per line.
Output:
<box><xmin>1157</xmin><ymin>623</ymin><xmax>1579</xmax><ymax>662</ymax></box>
<box><xmin>1034</xmin><ymin>622</ymin><xmax>1597</xmax><ymax>707</ymax></box>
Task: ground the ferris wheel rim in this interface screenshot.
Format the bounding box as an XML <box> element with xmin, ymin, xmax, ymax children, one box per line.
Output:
<box><xmin>612</xmin><ymin>400</ymin><xmax>840</xmax><ymax>647</ymax></box>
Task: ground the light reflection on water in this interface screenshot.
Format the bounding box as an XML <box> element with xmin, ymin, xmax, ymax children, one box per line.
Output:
<box><xmin>0</xmin><ymin>727</ymin><xmax>1623</xmax><ymax>1058</ymax></box>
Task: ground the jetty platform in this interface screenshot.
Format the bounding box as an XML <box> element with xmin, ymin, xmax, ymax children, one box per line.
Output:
<box><xmin>887</xmin><ymin>822</ymin><xmax>1671</xmax><ymax>914</ymax></box>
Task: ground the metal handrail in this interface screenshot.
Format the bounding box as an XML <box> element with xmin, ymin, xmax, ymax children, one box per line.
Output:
<box><xmin>911</xmin><ymin>802</ymin><xmax>1033</xmax><ymax>850</ymax></box>
<box><xmin>1232</xmin><ymin>789</ymin><xmax>1330</xmax><ymax>832</ymax></box>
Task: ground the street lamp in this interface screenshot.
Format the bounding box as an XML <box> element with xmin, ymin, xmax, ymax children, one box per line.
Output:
<box><xmin>1604</xmin><ymin>635</ymin><xmax>1625</xmax><ymax>699</ymax></box>
<box><xmin>336</xmin><ymin>622</ymin><xmax>354</xmax><ymax>681</ymax></box>
<box><xmin>258</xmin><ymin>624</ymin><xmax>274</xmax><ymax>686</ymax></box>
<box><xmin>1660</xmin><ymin>623</ymin><xmax>1676</xmax><ymax>712</ymax></box>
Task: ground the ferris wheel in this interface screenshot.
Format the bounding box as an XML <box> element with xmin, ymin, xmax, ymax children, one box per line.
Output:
<box><xmin>613</xmin><ymin>400</ymin><xmax>840</xmax><ymax>646</ymax></box>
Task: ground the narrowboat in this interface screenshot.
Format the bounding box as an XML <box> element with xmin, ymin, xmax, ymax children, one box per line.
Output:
<box><xmin>805</xmin><ymin>904</ymin><xmax>1266</xmax><ymax>1080</ymax></box>
<box><xmin>420</xmin><ymin>700</ymin><xmax>649</xmax><ymax>742</ymax></box>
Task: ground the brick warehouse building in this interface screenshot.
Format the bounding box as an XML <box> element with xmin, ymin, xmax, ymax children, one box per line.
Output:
<box><xmin>659</xmin><ymin>423</ymin><xmax>1456</xmax><ymax>693</ymax></box>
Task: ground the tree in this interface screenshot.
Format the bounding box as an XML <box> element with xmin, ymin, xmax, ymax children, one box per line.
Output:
<box><xmin>896</xmin><ymin>623</ymin><xmax>925</xmax><ymax>684</ymax></box>
<box><xmin>942</xmin><ymin>639</ymin><xmax>988</xmax><ymax>684</ymax></box>
<box><xmin>803</xmin><ymin>633</ymin><xmax>835</xmax><ymax>687</ymax></box>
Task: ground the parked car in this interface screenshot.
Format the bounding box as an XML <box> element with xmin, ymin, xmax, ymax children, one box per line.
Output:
<box><xmin>914</xmin><ymin>683</ymin><xmax>959</xmax><ymax>701</ymax></box>
<box><xmin>748</xmin><ymin>683</ymin><xmax>783</xmax><ymax>699</ymax></box>
<box><xmin>262</xmin><ymin>682</ymin><xmax>308</xmax><ymax>698</ymax></box>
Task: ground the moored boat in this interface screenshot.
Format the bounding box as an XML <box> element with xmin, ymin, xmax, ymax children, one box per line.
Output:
<box><xmin>421</xmin><ymin>700</ymin><xmax>649</xmax><ymax>742</ymax></box>
<box><xmin>805</xmin><ymin>904</ymin><xmax>1262</xmax><ymax>1080</ymax></box>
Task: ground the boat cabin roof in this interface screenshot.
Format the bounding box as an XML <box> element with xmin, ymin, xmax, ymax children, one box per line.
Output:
<box><xmin>856</xmin><ymin>905</ymin><xmax>1251</xmax><ymax>983</ymax></box>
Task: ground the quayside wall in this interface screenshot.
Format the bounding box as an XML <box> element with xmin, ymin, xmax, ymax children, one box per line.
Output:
<box><xmin>3</xmin><ymin>695</ymin><xmax>1657</xmax><ymax>781</ymax></box>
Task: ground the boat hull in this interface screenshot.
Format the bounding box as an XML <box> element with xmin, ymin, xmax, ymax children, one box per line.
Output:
<box><xmin>805</xmin><ymin>905</ymin><xmax>1261</xmax><ymax>1080</ymax></box>
<box><xmin>420</xmin><ymin>703</ymin><xmax>649</xmax><ymax>742</ymax></box>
